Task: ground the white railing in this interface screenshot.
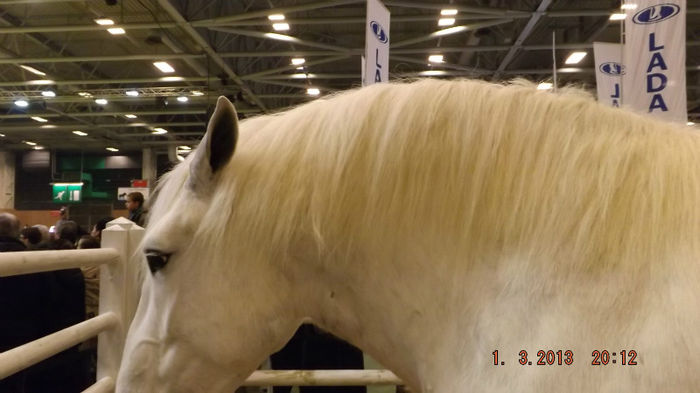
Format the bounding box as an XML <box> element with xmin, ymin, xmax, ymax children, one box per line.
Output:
<box><xmin>0</xmin><ymin>217</ymin><xmax>402</xmax><ymax>391</ymax></box>
<box><xmin>0</xmin><ymin>217</ymin><xmax>144</xmax><ymax>393</ymax></box>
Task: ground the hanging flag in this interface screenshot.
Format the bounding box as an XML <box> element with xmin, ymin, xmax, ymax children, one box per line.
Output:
<box><xmin>364</xmin><ymin>0</ymin><xmax>390</xmax><ymax>86</ymax></box>
<box><xmin>622</xmin><ymin>0</ymin><xmax>687</xmax><ymax>123</ymax></box>
<box><xmin>593</xmin><ymin>42</ymin><xmax>625</xmax><ymax>107</ymax></box>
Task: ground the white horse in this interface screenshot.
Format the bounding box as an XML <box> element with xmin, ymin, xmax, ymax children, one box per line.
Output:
<box><xmin>116</xmin><ymin>79</ymin><xmax>700</xmax><ymax>393</ymax></box>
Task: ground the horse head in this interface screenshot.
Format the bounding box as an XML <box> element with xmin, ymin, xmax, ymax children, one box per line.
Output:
<box><xmin>116</xmin><ymin>97</ymin><xmax>308</xmax><ymax>393</ymax></box>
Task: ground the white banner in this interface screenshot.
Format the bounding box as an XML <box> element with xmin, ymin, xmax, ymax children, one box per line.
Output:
<box><xmin>593</xmin><ymin>42</ymin><xmax>624</xmax><ymax>107</ymax></box>
<box><xmin>364</xmin><ymin>0</ymin><xmax>390</xmax><ymax>86</ymax></box>
<box><xmin>622</xmin><ymin>0</ymin><xmax>687</xmax><ymax>122</ymax></box>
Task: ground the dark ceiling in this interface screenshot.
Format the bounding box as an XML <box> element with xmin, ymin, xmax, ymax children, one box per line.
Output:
<box><xmin>0</xmin><ymin>0</ymin><xmax>698</xmax><ymax>153</ymax></box>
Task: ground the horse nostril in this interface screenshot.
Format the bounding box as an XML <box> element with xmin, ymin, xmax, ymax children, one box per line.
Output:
<box><xmin>145</xmin><ymin>252</ymin><xmax>170</xmax><ymax>274</ymax></box>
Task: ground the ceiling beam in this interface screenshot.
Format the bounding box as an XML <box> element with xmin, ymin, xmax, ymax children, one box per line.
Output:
<box><xmin>391</xmin><ymin>19</ymin><xmax>514</xmax><ymax>49</ymax></box>
<box><xmin>383</xmin><ymin>0</ymin><xmax>529</xmax><ymax>17</ymax></box>
<box><xmin>191</xmin><ymin>0</ymin><xmax>364</xmax><ymax>25</ymax></box>
<box><xmin>492</xmin><ymin>0</ymin><xmax>553</xmax><ymax>80</ymax></box>
<box><xmin>156</xmin><ymin>0</ymin><xmax>267</xmax><ymax>112</ymax></box>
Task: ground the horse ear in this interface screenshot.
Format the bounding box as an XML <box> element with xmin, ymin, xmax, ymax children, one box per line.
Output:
<box><xmin>187</xmin><ymin>96</ymin><xmax>238</xmax><ymax>191</ymax></box>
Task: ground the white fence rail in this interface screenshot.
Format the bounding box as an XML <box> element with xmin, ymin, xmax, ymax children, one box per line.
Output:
<box><xmin>0</xmin><ymin>217</ymin><xmax>403</xmax><ymax>391</ymax></box>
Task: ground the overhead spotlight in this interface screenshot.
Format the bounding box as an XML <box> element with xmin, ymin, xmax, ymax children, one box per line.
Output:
<box><xmin>688</xmin><ymin>122</ymin><xmax>696</xmax><ymax>126</ymax></box>
<box><xmin>41</xmin><ymin>90</ymin><xmax>56</xmax><ymax>97</ymax></box>
<box><xmin>107</xmin><ymin>27</ymin><xmax>126</xmax><ymax>35</ymax></box>
<box><xmin>78</xmin><ymin>92</ymin><xmax>93</xmax><ymax>97</ymax></box>
<box><xmin>434</xmin><ymin>25</ymin><xmax>467</xmax><ymax>36</ymax></box>
<box><xmin>609</xmin><ymin>13</ymin><xmax>626</xmax><ymax>20</ymax></box>
<box><xmin>152</xmin><ymin>127</ymin><xmax>168</xmax><ymax>135</ymax></box>
<box><xmin>33</xmin><ymin>146</ymin><xmax>45</xmax><ymax>150</ymax></box>
<box><xmin>153</xmin><ymin>61</ymin><xmax>175</xmax><ymax>73</ymax></box>
<box><xmin>564</xmin><ymin>51</ymin><xmax>587</xmax><ymax>65</ymax></box>
<box><xmin>440</xmin><ymin>9</ymin><xmax>458</xmax><ymax>16</ymax></box>
<box><xmin>23</xmin><ymin>141</ymin><xmax>37</xmax><ymax>146</ymax></box>
<box><xmin>272</xmin><ymin>23</ymin><xmax>290</xmax><ymax>31</ymax></box>
<box><xmin>307</xmin><ymin>88</ymin><xmax>320</xmax><ymax>96</ymax></box>
<box><xmin>94</xmin><ymin>18</ymin><xmax>115</xmax><ymax>25</ymax></box>
<box><xmin>31</xmin><ymin>116</ymin><xmax>49</xmax><ymax>122</ymax></box>
<box><xmin>264</xmin><ymin>32</ymin><xmax>297</xmax><ymax>42</ymax></box>
<box><xmin>191</xmin><ymin>90</ymin><xmax>204</xmax><ymax>96</ymax></box>
<box><xmin>177</xmin><ymin>145</ymin><xmax>192</xmax><ymax>151</ymax></box>
<box><xmin>0</xmin><ymin>133</ymin><xmax>5</xmax><ymax>137</ymax></box>
<box><xmin>106</xmin><ymin>147</ymin><xmax>119</xmax><ymax>152</ymax></box>
<box><xmin>124</xmin><ymin>114</ymin><xmax>138</xmax><ymax>119</ymax></box>
<box><xmin>428</xmin><ymin>54</ymin><xmax>444</xmax><ymax>63</ymax></box>
<box><xmin>177</xmin><ymin>96</ymin><xmax>188</xmax><ymax>102</ymax></box>
<box><xmin>72</xmin><ymin>131</ymin><xmax>88</xmax><ymax>136</ymax></box>
<box><xmin>95</xmin><ymin>98</ymin><xmax>108</xmax><ymax>105</ymax></box>
<box><xmin>419</xmin><ymin>70</ymin><xmax>447</xmax><ymax>76</ymax></box>
<box><xmin>620</xmin><ymin>3</ymin><xmax>638</xmax><ymax>10</ymax></box>
<box><xmin>291</xmin><ymin>58</ymin><xmax>306</xmax><ymax>65</ymax></box>
<box><xmin>438</xmin><ymin>18</ymin><xmax>455</xmax><ymax>26</ymax></box>
<box><xmin>14</xmin><ymin>99</ymin><xmax>29</xmax><ymax>107</ymax></box>
<box><xmin>537</xmin><ymin>82</ymin><xmax>553</xmax><ymax>90</ymax></box>
<box><xmin>20</xmin><ymin>65</ymin><xmax>46</xmax><ymax>76</ymax></box>
<box><xmin>268</xmin><ymin>14</ymin><xmax>285</xmax><ymax>21</ymax></box>
<box><xmin>125</xmin><ymin>90</ymin><xmax>139</xmax><ymax>97</ymax></box>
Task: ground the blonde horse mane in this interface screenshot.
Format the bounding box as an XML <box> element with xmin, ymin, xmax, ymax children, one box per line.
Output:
<box><xmin>150</xmin><ymin>79</ymin><xmax>700</xmax><ymax>274</ymax></box>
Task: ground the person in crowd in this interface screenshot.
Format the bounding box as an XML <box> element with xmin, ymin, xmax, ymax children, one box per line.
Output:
<box><xmin>90</xmin><ymin>216</ymin><xmax>114</xmax><ymax>241</ymax></box>
<box><xmin>20</xmin><ymin>226</ymin><xmax>44</xmax><ymax>250</ymax></box>
<box><xmin>33</xmin><ymin>224</ymin><xmax>51</xmax><ymax>245</ymax></box>
<box><xmin>125</xmin><ymin>192</ymin><xmax>146</xmax><ymax>227</ymax></box>
<box><xmin>52</xmin><ymin>220</ymin><xmax>79</xmax><ymax>249</ymax></box>
<box><xmin>0</xmin><ymin>213</ymin><xmax>26</xmax><ymax>252</ymax></box>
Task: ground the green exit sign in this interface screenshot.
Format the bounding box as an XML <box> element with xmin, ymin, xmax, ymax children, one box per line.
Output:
<box><xmin>52</xmin><ymin>183</ymin><xmax>83</xmax><ymax>203</ymax></box>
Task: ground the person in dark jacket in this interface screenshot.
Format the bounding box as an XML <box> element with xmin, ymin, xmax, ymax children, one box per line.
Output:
<box><xmin>125</xmin><ymin>192</ymin><xmax>146</xmax><ymax>227</ymax></box>
<box><xmin>0</xmin><ymin>212</ymin><xmax>88</xmax><ymax>392</ymax></box>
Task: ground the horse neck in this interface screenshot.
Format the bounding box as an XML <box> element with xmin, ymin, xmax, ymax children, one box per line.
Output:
<box><xmin>297</xmin><ymin>244</ymin><xmax>482</xmax><ymax>392</ymax></box>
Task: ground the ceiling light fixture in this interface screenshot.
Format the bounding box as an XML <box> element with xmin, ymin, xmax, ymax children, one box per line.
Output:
<box><xmin>438</xmin><ymin>18</ymin><xmax>455</xmax><ymax>26</ymax></box>
<box><xmin>264</xmin><ymin>32</ymin><xmax>297</xmax><ymax>42</ymax></box>
<box><xmin>95</xmin><ymin>98</ymin><xmax>108</xmax><ymax>105</ymax></box>
<box><xmin>434</xmin><ymin>25</ymin><xmax>467</xmax><ymax>36</ymax></box>
<box><xmin>72</xmin><ymin>130</ymin><xmax>88</xmax><ymax>136</ymax></box>
<box><xmin>23</xmin><ymin>141</ymin><xmax>37</xmax><ymax>146</ymax></box>
<box><xmin>78</xmin><ymin>92</ymin><xmax>92</xmax><ymax>97</ymax></box>
<box><xmin>564</xmin><ymin>51</ymin><xmax>587</xmax><ymax>64</ymax></box>
<box><xmin>419</xmin><ymin>70</ymin><xmax>447</xmax><ymax>76</ymax></box>
<box><xmin>33</xmin><ymin>146</ymin><xmax>45</xmax><ymax>150</ymax></box>
<box><xmin>40</xmin><ymin>125</ymin><xmax>56</xmax><ymax>129</ymax></box>
<box><xmin>177</xmin><ymin>96</ymin><xmax>188</xmax><ymax>102</ymax></box>
<box><xmin>191</xmin><ymin>90</ymin><xmax>204</xmax><ymax>96</ymax></box>
<box><xmin>537</xmin><ymin>82</ymin><xmax>553</xmax><ymax>90</ymax></box>
<box><xmin>107</xmin><ymin>27</ymin><xmax>126</xmax><ymax>35</ymax></box>
<box><xmin>124</xmin><ymin>114</ymin><xmax>137</xmax><ymax>119</ymax></box>
<box><xmin>20</xmin><ymin>65</ymin><xmax>47</xmax><ymax>76</ymax></box>
<box><xmin>688</xmin><ymin>122</ymin><xmax>696</xmax><ymax>126</ymax></box>
<box><xmin>428</xmin><ymin>54</ymin><xmax>444</xmax><ymax>63</ymax></box>
<box><xmin>31</xmin><ymin>116</ymin><xmax>48</xmax><ymax>122</ymax></box>
<box><xmin>152</xmin><ymin>127</ymin><xmax>168</xmax><ymax>135</ymax></box>
<box><xmin>125</xmin><ymin>90</ymin><xmax>139</xmax><ymax>97</ymax></box>
<box><xmin>272</xmin><ymin>23</ymin><xmax>290</xmax><ymax>31</ymax></box>
<box><xmin>307</xmin><ymin>88</ymin><xmax>320</xmax><ymax>96</ymax></box>
<box><xmin>153</xmin><ymin>61</ymin><xmax>175</xmax><ymax>73</ymax></box>
<box><xmin>106</xmin><ymin>147</ymin><xmax>119</xmax><ymax>152</ymax></box>
<box><xmin>440</xmin><ymin>9</ymin><xmax>458</xmax><ymax>16</ymax></box>
<box><xmin>268</xmin><ymin>14</ymin><xmax>285</xmax><ymax>21</ymax></box>
<box><xmin>620</xmin><ymin>4</ymin><xmax>638</xmax><ymax>10</ymax></box>
<box><xmin>609</xmin><ymin>13</ymin><xmax>626</xmax><ymax>20</ymax></box>
<box><xmin>14</xmin><ymin>99</ymin><xmax>29</xmax><ymax>107</ymax></box>
<box><xmin>41</xmin><ymin>90</ymin><xmax>56</xmax><ymax>97</ymax></box>
<box><xmin>178</xmin><ymin>145</ymin><xmax>192</xmax><ymax>150</ymax></box>
<box><xmin>159</xmin><ymin>76</ymin><xmax>184</xmax><ymax>82</ymax></box>
<box><xmin>0</xmin><ymin>133</ymin><xmax>5</xmax><ymax>137</ymax></box>
<box><xmin>291</xmin><ymin>58</ymin><xmax>306</xmax><ymax>65</ymax></box>
<box><xmin>94</xmin><ymin>18</ymin><xmax>115</xmax><ymax>25</ymax></box>
<box><xmin>27</xmin><ymin>80</ymin><xmax>55</xmax><ymax>85</ymax></box>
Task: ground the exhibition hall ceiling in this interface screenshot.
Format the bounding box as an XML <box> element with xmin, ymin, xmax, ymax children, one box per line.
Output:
<box><xmin>0</xmin><ymin>0</ymin><xmax>698</xmax><ymax>152</ymax></box>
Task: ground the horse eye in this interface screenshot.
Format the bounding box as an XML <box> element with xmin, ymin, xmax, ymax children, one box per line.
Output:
<box><xmin>144</xmin><ymin>249</ymin><xmax>171</xmax><ymax>274</ymax></box>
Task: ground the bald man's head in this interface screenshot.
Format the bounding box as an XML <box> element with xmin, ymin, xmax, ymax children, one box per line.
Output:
<box><xmin>0</xmin><ymin>213</ymin><xmax>20</xmax><ymax>238</ymax></box>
